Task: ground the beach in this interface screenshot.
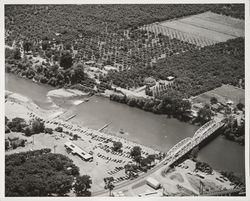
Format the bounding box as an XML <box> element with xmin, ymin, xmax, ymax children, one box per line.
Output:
<box><xmin>5</xmin><ymin>90</ymin><xmax>162</xmax><ymax>192</ymax></box>
<box><xmin>5</xmin><ymin>90</ymin><xmax>237</xmax><ymax>195</ymax></box>
<box><xmin>47</xmin><ymin>88</ymin><xmax>89</xmax><ymax>98</ymax></box>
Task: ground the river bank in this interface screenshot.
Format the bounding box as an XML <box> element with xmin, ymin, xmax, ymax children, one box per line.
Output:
<box><xmin>5</xmin><ymin>73</ymin><xmax>245</xmax><ymax>176</ymax></box>
<box><xmin>6</xmin><ymin>91</ymin><xmax>242</xmax><ymax>196</ymax></box>
<box><xmin>5</xmin><ymin>90</ymin><xmax>166</xmax><ymax>193</ymax></box>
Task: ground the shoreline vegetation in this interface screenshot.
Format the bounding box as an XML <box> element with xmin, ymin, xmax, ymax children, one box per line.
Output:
<box><xmin>5</xmin><ymin>90</ymin><xmax>163</xmax><ymax>154</ymax></box>
<box><xmin>4</xmin><ymin>4</ymin><xmax>246</xmax><ymax>196</ymax></box>
<box><xmin>5</xmin><ymin>91</ymin><xmax>245</xmax><ymax>196</ymax></box>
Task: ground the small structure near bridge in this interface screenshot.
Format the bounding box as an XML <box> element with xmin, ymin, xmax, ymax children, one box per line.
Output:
<box><xmin>146</xmin><ymin>177</ymin><xmax>161</xmax><ymax>190</ymax></box>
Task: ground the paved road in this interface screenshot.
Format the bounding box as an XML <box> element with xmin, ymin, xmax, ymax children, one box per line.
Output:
<box><xmin>93</xmin><ymin>119</ymin><xmax>224</xmax><ymax>196</ymax></box>
<box><xmin>93</xmin><ymin>157</ymin><xmax>169</xmax><ymax>196</ymax></box>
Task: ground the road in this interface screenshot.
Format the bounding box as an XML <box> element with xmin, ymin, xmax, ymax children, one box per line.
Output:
<box><xmin>93</xmin><ymin>156</ymin><xmax>169</xmax><ymax>196</ymax></box>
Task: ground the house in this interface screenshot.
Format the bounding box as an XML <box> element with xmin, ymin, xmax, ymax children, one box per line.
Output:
<box><xmin>104</xmin><ymin>65</ymin><xmax>118</xmax><ymax>71</ymax></box>
<box><xmin>144</xmin><ymin>77</ymin><xmax>156</xmax><ymax>87</ymax></box>
<box><xmin>211</xmin><ymin>103</ymin><xmax>222</xmax><ymax>112</ymax></box>
<box><xmin>166</xmin><ymin>76</ymin><xmax>175</xmax><ymax>81</ymax></box>
<box><xmin>112</xmin><ymin>191</ymin><xmax>125</xmax><ymax>197</ymax></box>
<box><xmin>226</xmin><ymin>100</ymin><xmax>234</xmax><ymax>105</ymax></box>
<box><xmin>190</xmin><ymin>110</ymin><xmax>198</xmax><ymax>118</ymax></box>
<box><xmin>8</xmin><ymin>132</ymin><xmax>20</xmax><ymax>141</ymax></box>
<box><xmin>64</xmin><ymin>142</ymin><xmax>93</xmax><ymax>161</ymax></box>
<box><xmin>192</xmin><ymin>102</ymin><xmax>204</xmax><ymax>112</ymax></box>
<box><xmin>84</xmin><ymin>60</ymin><xmax>95</xmax><ymax>66</ymax></box>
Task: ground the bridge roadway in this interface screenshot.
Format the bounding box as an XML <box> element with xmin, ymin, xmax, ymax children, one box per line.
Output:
<box><xmin>164</xmin><ymin>117</ymin><xmax>225</xmax><ymax>167</ymax></box>
<box><xmin>94</xmin><ymin>117</ymin><xmax>225</xmax><ymax>196</ymax></box>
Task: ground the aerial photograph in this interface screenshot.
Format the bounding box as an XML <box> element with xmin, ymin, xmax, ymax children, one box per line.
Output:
<box><xmin>4</xmin><ymin>3</ymin><xmax>247</xmax><ymax>197</ymax></box>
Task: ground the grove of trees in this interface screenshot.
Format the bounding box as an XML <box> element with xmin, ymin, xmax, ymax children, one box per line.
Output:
<box><xmin>5</xmin><ymin>149</ymin><xmax>83</xmax><ymax>196</ymax></box>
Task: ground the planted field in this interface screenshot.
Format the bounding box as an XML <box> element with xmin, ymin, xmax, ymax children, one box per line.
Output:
<box><xmin>141</xmin><ymin>11</ymin><xmax>244</xmax><ymax>47</ymax></box>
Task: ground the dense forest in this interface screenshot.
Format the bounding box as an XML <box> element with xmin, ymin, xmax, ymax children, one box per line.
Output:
<box><xmin>5</xmin><ymin>4</ymin><xmax>244</xmax><ymax>44</ymax></box>
<box><xmin>5</xmin><ymin>149</ymin><xmax>92</xmax><ymax>196</ymax></box>
<box><xmin>6</xmin><ymin>149</ymin><xmax>78</xmax><ymax>196</ymax></box>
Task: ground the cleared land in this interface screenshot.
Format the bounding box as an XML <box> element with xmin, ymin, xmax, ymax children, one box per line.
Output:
<box><xmin>141</xmin><ymin>11</ymin><xmax>244</xmax><ymax>47</ymax></box>
<box><xmin>191</xmin><ymin>84</ymin><xmax>245</xmax><ymax>106</ymax></box>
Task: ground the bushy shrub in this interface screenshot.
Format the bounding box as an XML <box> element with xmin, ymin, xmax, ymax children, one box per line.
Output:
<box><xmin>55</xmin><ymin>126</ymin><xmax>63</xmax><ymax>132</ymax></box>
<box><xmin>45</xmin><ymin>128</ymin><xmax>53</xmax><ymax>134</ymax></box>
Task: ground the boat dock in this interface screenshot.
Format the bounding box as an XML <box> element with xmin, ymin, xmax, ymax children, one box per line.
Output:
<box><xmin>98</xmin><ymin>123</ymin><xmax>110</xmax><ymax>132</ymax></box>
<box><xmin>65</xmin><ymin>114</ymin><xmax>76</xmax><ymax>121</ymax></box>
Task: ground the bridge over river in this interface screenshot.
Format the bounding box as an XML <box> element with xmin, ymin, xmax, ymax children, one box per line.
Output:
<box><xmin>164</xmin><ymin>117</ymin><xmax>226</xmax><ymax>167</ymax></box>
<box><xmin>94</xmin><ymin>117</ymin><xmax>243</xmax><ymax>196</ymax></box>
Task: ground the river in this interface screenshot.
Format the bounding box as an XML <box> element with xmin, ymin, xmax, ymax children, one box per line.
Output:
<box><xmin>5</xmin><ymin>73</ymin><xmax>245</xmax><ymax>176</ymax></box>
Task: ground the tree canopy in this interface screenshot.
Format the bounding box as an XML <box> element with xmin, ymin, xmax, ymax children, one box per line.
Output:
<box><xmin>112</xmin><ymin>141</ymin><xmax>123</xmax><ymax>152</ymax></box>
<box><xmin>5</xmin><ymin>149</ymin><xmax>80</xmax><ymax>196</ymax></box>
<box><xmin>73</xmin><ymin>175</ymin><xmax>92</xmax><ymax>196</ymax></box>
<box><xmin>60</xmin><ymin>51</ymin><xmax>73</xmax><ymax>69</ymax></box>
<box><xmin>130</xmin><ymin>146</ymin><xmax>142</xmax><ymax>158</ymax></box>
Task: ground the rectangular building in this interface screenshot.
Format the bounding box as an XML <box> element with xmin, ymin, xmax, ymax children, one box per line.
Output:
<box><xmin>64</xmin><ymin>141</ymin><xmax>93</xmax><ymax>161</ymax></box>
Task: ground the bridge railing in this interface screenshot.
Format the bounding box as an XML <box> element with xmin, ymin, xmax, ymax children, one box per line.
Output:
<box><xmin>166</xmin><ymin>137</ymin><xmax>191</xmax><ymax>157</ymax></box>
<box><xmin>164</xmin><ymin>119</ymin><xmax>225</xmax><ymax>166</ymax></box>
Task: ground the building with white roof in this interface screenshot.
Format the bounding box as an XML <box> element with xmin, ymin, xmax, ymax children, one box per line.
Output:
<box><xmin>146</xmin><ymin>177</ymin><xmax>161</xmax><ymax>189</ymax></box>
<box><xmin>64</xmin><ymin>142</ymin><xmax>93</xmax><ymax>161</ymax></box>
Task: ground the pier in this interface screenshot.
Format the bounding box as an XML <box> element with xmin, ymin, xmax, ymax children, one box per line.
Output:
<box><xmin>98</xmin><ymin>123</ymin><xmax>110</xmax><ymax>132</ymax></box>
<box><xmin>65</xmin><ymin>114</ymin><xmax>76</xmax><ymax>121</ymax></box>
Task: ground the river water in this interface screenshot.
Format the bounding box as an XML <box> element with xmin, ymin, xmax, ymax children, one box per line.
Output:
<box><xmin>5</xmin><ymin>73</ymin><xmax>245</xmax><ymax>176</ymax></box>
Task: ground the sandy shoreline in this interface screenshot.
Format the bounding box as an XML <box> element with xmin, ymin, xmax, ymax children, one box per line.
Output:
<box><xmin>47</xmin><ymin>88</ymin><xmax>89</xmax><ymax>98</ymax></box>
<box><xmin>5</xmin><ymin>90</ymin><xmax>238</xmax><ymax>195</ymax></box>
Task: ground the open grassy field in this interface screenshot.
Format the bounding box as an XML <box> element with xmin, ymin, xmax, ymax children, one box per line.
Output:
<box><xmin>191</xmin><ymin>84</ymin><xmax>245</xmax><ymax>106</ymax></box>
<box><xmin>141</xmin><ymin>11</ymin><xmax>244</xmax><ymax>47</ymax></box>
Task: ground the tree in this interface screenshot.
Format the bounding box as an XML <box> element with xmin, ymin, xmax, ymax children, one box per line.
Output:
<box><xmin>23</xmin><ymin>41</ymin><xmax>32</xmax><ymax>53</ymax></box>
<box><xmin>5</xmin><ymin>116</ymin><xmax>9</xmax><ymax>125</ymax></box>
<box><xmin>73</xmin><ymin>134</ymin><xmax>78</xmax><ymax>140</ymax></box>
<box><xmin>5</xmin><ymin>126</ymin><xmax>10</xmax><ymax>133</ymax></box>
<box><xmin>104</xmin><ymin>177</ymin><xmax>115</xmax><ymax>196</ymax></box>
<box><xmin>60</xmin><ymin>51</ymin><xmax>73</xmax><ymax>69</ymax></box>
<box><xmin>41</xmin><ymin>41</ymin><xmax>50</xmax><ymax>51</ymax></box>
<box><xmin>130</xmin><ymin>146</ymin><xmax>142</xmax><ymax>158</ymax></box>
<box><xmin>44</xmin><ymin>128</ymin><xmax>53</xmax><ymax>134</ymax></box>
<box><xmin>73</xmin><ymin>175</ymin><xmax>92</xmax><ymax>196</ymax></box>
<box><xmin>70</xmin><ymin>64</ymin><xmax>85</xmax><ymax>84</ymax></box>
<box><xmin>55</xmin><ymin>126</ymin><xmax>63</xmax><ymax>132</ymax></box>
<box><xmin>31</xmin><ymin>118</ymin><xmax>45</xmax><ymax>134</ymax></box>
<box><xmin>210</xmin><ymin>97</ymin><xmax>218</xmax><ymax>105</ymax></box>
<box><xmin>147</xmin><ymin>154</ymin><xmax>156</xmax><ymax>165</ymax></box>
<box><xmin>24</xmin><ymin>127</ymin><xmax>32</xmax><ymax>136</ymax></box>
<box><xmin>13</xmin><ymin>48</ymin><xmax>21</xmax><ymax>59</ymax></box>
<box><xmin>112</xmin><ymin>141</ymin><xmax>122</xmax><ymax>152</ymax></box>
<box><xmin>196</xmin><ymin>104</ymin><xmax>213</xmax><ymax>124</ymax></box>
<box><xmin>5</xmin><ymin>140</ymin><xmax>10</xmax><ymax>150</ymax></box>
<box><xmin>236</xmin><ymin>103</ymin><xmax>244</xmax><ymax>111</ymax></box>
<box><xmin>45</xmin><ymin>50</ymin><xmax>52</xmax><ymax>58</ymax></box>
<box><xmin>5</xmin><ymin>149</ymin><xmax>79</xmax><ymax>196</ymax></box>
<box><xmin>145</xmin><ymin>85</ymin><xmax>153</xmax><ymax>96</ymax></box>
<box><xmin>7</xmin><ymin>117</ymin><xmax>26</xmax><ymax>132</ymax></box>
